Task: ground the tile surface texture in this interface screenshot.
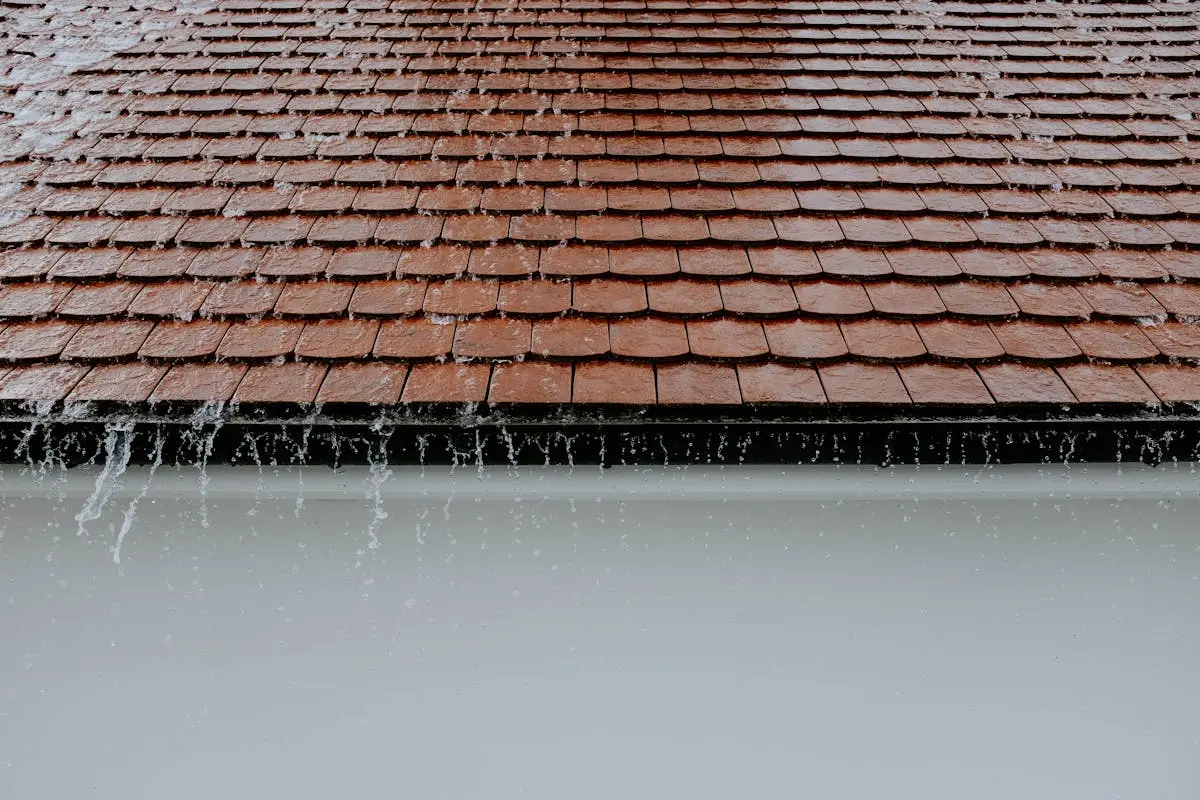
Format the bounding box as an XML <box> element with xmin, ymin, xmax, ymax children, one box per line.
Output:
<box><xmin>2</xmin><ymin>0</ymin><xmax>1200</xmax><ymax>406</ymax></box>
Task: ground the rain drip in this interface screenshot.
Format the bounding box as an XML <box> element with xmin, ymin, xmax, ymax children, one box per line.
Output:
<box><xmin>112</xmin><ymin>426</ymin><xmax>164</xmax><ymax>565</ymax></box>
<box><xmin>74</xmin><ymin>422</ymin><xmax>133</xmax><ymax>539</ymax></box>
<box><xmin>188</xmin><ymin>401</ymin><xmax>226</xmax><ymax>529</ymax></box>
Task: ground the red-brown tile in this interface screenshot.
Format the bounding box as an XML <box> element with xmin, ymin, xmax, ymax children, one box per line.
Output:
<box><xmin>49</xmin><ymin>248</ymin><xmax>129</xmax><ymax>280</ymax></box>
<box><xmin>818</xmin><ymin>364</ymin><xmax>910</xmax><ymax>404</ymax></box>
<box><xmin>1007</xmin><ymin>284</ymin><xmax>1092</xmax><ymax>319</ymax></box>
<box><xmin>1057</xmin><ymin>364</ymin><xmax>1158</xmax><ymax>404</ymax></box>
<box><xmin>489</xmin><ymin>362</ymin><xmax>571</xmax><ymax>404</ymax></box>
<box><xmin>296</xmin><ymin>320</ymin><xmax>380</xmax><ymax>360</ymax></box>
<box><xmin>468</xmin><ymin>245</ymin><xmax>539</xmax><ymax>277</ymax></box>
<box><xmin>348</xmin><ymin>280</ymin><xmax>426</xmax><ymax>317</ymax></box>
<box><xmin>150</xmin><ymin>363</ymin><xmax>248</xmax><ymax>402</ymax></box>
<box><xmin>201</xmin><ymin>282</ymin><xmax>281</xmax><ymax>318</ymax></box>
<box><xmin>1021</xmin><ymin>250</ymin><xmax>1099</xmax><ymax>280</ymax></box>
<box><xmin>188</xmin><ymin>248</ymin><xmax>260</xmax><ymax>279</ymax></box>
<box><xmin>509</xmin><ymin>214</ymin><xmax>575</xmax><ymax>243</ymax></box>
<box><xmin>0</xmin><ymin>364</ymin><xmax>89</xmax><ymax>401</ymax></box>
<box><xmin>539</xmin><ymin>245</ymin><xmax>608</xmax><ymax>277</ymax></box>
<box><xmin>840</xmin><ymin>216</ymin><xmax>912</xmax><ymax>246</ymax></box>
<box><xmin>444</xmin><ymin>215</ymin><xmax>508</xmax><ymax>244</ymax></box>
<box><xmin>496</xmin><ymin>280</ymin><xmax>571</xmax><ymax>316</ymax></box>
<box><xmin>609</xmin><ymin>187</ymin><xmax>671</xmax><ymax>213</ymax></box>
<box><xmin>1145</xmin><ymin>285</ymin><xmax>1200</xmax><ymax>319</ymax></box>
<box><xmin>990</xmin><ymin>322</ymin><xmax>1082</xmax><ymax>361</ymax></box>
<box><xmin>62</xmin><ymin>321</ymin><xmax>154</xmax><ymax>361</ymax></box>
<box><xmin>678</xmin><ymin>247</ymin><xmax>751</xmax><ymax>277</ymax></box>
<box><xmin>401</xmin><ymin>362</ymin><xmax>490</xmax><ymax>403</ymax></box>
<box><xmin>641</xmin><ymin>215</ymin><xmax>709</xmax><ymax>243</ymax></box>
<box><xmin>0</xmin><ymin>322</ymin><xmax>80</xmax><ymax>362</ymax></box>
<box><xmin>794</xmin><ymin>281</ymin><xmax>872</xmax><ymax>317</ymax></box>
<box><xmin>1066</xmin><ymin>322</ymin><xmax>1159</xmax><ymax>361</ymax></box>
<box><xmin>573</xmin><ymin>279</ymin><xmax>647</xmax><ymax>315</ymax></box>
<box><xmin>423</xmin><ymin>279</ymin><xmax>499</xmax><ymax>316</ymax></box>
<box><xmin>575</xmin><ymin>216</ymin><xmax>643</xmax><ymax>243</ymax></box>
<box><xmin>841</xmin><ymin>320</ymin><xmax>926</xmax><ymax>359</ymax></box>
<box><xmin>0</xmin><ymin>283</ymin><xmax>70</xmax><ymax>319</ymax></box>
<box><xmin>657</xmin><ymin>363</ymin><xmax>741</xmax><ymax>405</ymax></box>
<box><xmin>1077</xmin><ymin>283</ymin><xmax>1166</xmax><ymax>319</ymax></box>
<box><xmin>686</xmin><ymin>319</ymin><xmax>768</xmax><ymax>360</ymax></box>
<box><xmin>1138</xmin><ymin>365</ymin><xmax>1200</xmax><ymax>402</ymax></box>
<box><xmin>760</xmin><ymin>319</ymin><xmax>846</xmax><ymax>360</ymax></box>
<box><xmin>217</xmin><ymin>321</ymin><xmax>303</xmax><ymax>361</ymax></box>
<box><xmin>0</xmin><ymin>249</ymin><xmax>61</xmax><ymax>281</ymax></box>
<box><xmin>317</xmin><ymin>363</ymin><xmax>407</xmax><ymax>405</ymax></box>
<box><xmin>398</xmin><ymin>245</ymin><xmax>469</xmax><ymax>277</ymax></box>
<box><xmin>816</xmin><ymin>248</ymin><xmax>892</xmax><ymax>278</ymax></box>
<box><xmin>275</xmin><ymin>282</ymin><xmax>354</xmax><ymax>317</ymax></box>
<box><xmin>326</xmin><ymin>247</ymin><xmax>399</xmax><ymax>279</ymax></box>
<box><xmin>737</xmin><ymin>364</ymin><xmax>825</xmax><ymax>404</ymax></box>
<box><xmin>968</xmin><ymin>218</ymin><xmax>1043</xmax><ymax>246</ymax></box>
<box><xmin>453</xmin><ymin>318</ymin><xmax>532</xmax><ymax>359</ymax></box>
<box><xmin>977</xmin><ymin>364</ymin><xmax>1075</xmax><ymax>404</ymax></box>
<box><xmin>899</xmin><ymin>364</ymin><xmax>993</xmax><ymax>405</ymax></box>
<box><xmin>1140</xmin><ymin>323</ymin><xmax>1200</xmax><ymax>359</ymax></box>
<box><xmin>917</xmin><ymin>321</ymin><xmax>1005</xmax><ymax>361</ymax></box>
<box><xmin>953</xmin><ymin>250</ymin><xmax>1030</xmax><ymax>279</ymax></box>
<box><xmin>719</xmin><ymin>280</ymin><xmax>799</xmax><ymax>316</ymax></box>
<box><xmin>1155</xmin><ymin>252</ymin><xmax>1200</xmax><ymax>281</ymax></box>
<box><xmin>532</xmin><ymin>319</ymin><xmax>610</xmax><ymax>358</ymax></box>
<box><xmin>643</xmin><ymin>280</ymin><xmax>720</xmax><ymax>317</ymax></box>
<box><xmin>610</xmin><ymin>318</ymin><xmax>689</xmax><ymax>359</ymax></box>
<box><xmin>865</xmin><ymin>282</ymin><xmax>946</xmax><ymax>317</ymax></box>
<box><xmin>936</xmin><ymin>283</ymin><xmax>1019</xmax><ymax>318</ymax></box>
<box><xmin>747</xmin><ymin>247</ymin><xmax>822</xmax><ymax>277</ymax></box>
<box><xmin>573</xmin><ymin>362</ymin><xmax>656</xmax><ymax>405</ymax></box>
<box><xmin>885</xmin><ymin>248</ymin><xmax>962</xmax><ymax>279</ymax></box>
<box><xmin>258</xmin><ymin>247</ymin><xmax>331</xmax><ymax>279</ymax></box>
<box><xmin>67</xmin><ymin>363</ymin><xmax>167</xmax><ymax>402</ymax></box>
<box><xmin>140</xmin><ymin>321</ymin><xmax>229</xmax><ymax>361</ymax></box>
<box><xmin>374</xmin><ymin>319</ymin><xmax>455</xmax><ymax>359</ymax></box>
<box><xmin>1088</xmin><ymin>251</ymin><xmax>1169</xmax><ymax>282</ymax></box>
<box><xmin>376</xmin><ymin>214</ymin><xmax>444</xmax><ymax>244</ymax></box>
<box><xmin>234</xmin><ymin>363</ymin><xmax>328</xmax><ymax>404</ymax></box>
<box><xmin>609</xmin><ymin>246</ymin><xmax>679</xmax><ymax>277</ymax></box>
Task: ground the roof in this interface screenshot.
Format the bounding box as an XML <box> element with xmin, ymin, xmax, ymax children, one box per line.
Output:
<box><xmin>2</xmin><ymin>0</ymin><xmax>1200</xmax><ymax>416</ymax></box>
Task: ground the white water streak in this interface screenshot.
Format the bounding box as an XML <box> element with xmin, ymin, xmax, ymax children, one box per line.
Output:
<box><xmin>74</xmin><ymin>423</ymin><xmax>133</xmax><ymax>538</ymax></box>
<box><xmin>113</xmin><ymin>430</ymin><xmax>163</xmax><ymax>564</ymax></box>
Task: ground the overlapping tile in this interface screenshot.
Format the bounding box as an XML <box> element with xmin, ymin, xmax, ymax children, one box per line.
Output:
<box><xmin>2</xmin><ymin>0</ymin><xmax>1200</xmax><ymax>406</ymax></box>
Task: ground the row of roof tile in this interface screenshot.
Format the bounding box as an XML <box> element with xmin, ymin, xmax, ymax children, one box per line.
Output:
<box><xmin>4</xmin><ymin>359</ymin><xmax>1199</xmax><ymax>406</ymax></box>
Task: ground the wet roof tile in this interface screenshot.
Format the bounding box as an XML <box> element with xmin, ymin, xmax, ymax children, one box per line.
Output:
<box><xmin>1</xmin><ymin>0</ymin><xmax>1200</xmax><ymax>408</ymax></box>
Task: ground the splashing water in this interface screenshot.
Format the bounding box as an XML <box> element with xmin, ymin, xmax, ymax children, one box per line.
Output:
<box><xmin>113</xmin><ymin>428</ymin><xmax>164</xmax><ymax>564</ymax></box>
<box><xmin>74</xmin><ymin>422</ymin><xmax>133</xmax><ymax>539</ymax></box>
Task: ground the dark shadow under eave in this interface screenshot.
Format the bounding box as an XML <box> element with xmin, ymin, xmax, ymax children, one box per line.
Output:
<box><xmin>2</xmin><ymin>400</ymin><xmax>1199</xmax><ymax>466</ymax></box>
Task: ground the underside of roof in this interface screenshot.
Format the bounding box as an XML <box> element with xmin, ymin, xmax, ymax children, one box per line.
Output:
<box><xmin>2</xmin><ymin>0</ymin><xmax>1200</xmax><ymax>463</ymax></box>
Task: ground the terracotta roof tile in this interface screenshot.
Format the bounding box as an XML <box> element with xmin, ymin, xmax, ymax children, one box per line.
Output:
<box><xmin>819</xmin><ymin>363</ymin><xmax>910</xmax><ymax>405</ymax></box>
<box><xmin>489</xmin><ymin>362</ymin><xmax>571</xmax><ymax>404</ymax></box>
<box><xmin>150</xmin><ymin>363</ymin><xmax>247</xmax><ymax>402</ymax></box>
<box><xmin>899</xmin><ymin>364</ymin><xmax>994</xmax><ymax>405</ymax></box>
<box><xmin>738</xmin><ymin>364</ymin><xmax>825</xmax><ymax>405</ymax></box>
<box><xmin>67</xmin><ymin>363</ymin><xmax>167</xmax><ymax>403</ymax></box>
<box><xmin>1057</xmin><ymin>364</ymin><xmax>1158</xmax><ymax>404</ymax></box>
<box><xmin>573</xmin><ymin>362</ymin><xmax>655</xmax><ymax>405</ymax></box>
<box><xmin>0</xmin><ymin>364</ymin><xmax>88</xmax><ymax>401</ymax></box>
<box><xmin>234</xmin><ymin>363</ymin><xmax>327</xmax><ymax>404</ymax></box>
<box><xmin>316</xmin><ymin>363</ymin><xmax>407</xmax><ymax>405</ymax></box>
<box><xmin>1</xmin><ymin>1</ymin><xmax>1197</xmax><ymax>410</ymax></box>
<box><xmin>657</xmin><ymin>363</ymin><xmax>740</xmax><ymax>406</ymax></box>
<box><xmin>978</xmin><ymin>364</ymin><xmax>1075</xmax><ymax>404</ymax></box>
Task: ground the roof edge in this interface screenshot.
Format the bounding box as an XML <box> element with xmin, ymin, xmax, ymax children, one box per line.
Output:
<box><xmin>3</xmin><ymin>403</ymin><xmax>1199</xmax><ymax>467</ymax></box>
